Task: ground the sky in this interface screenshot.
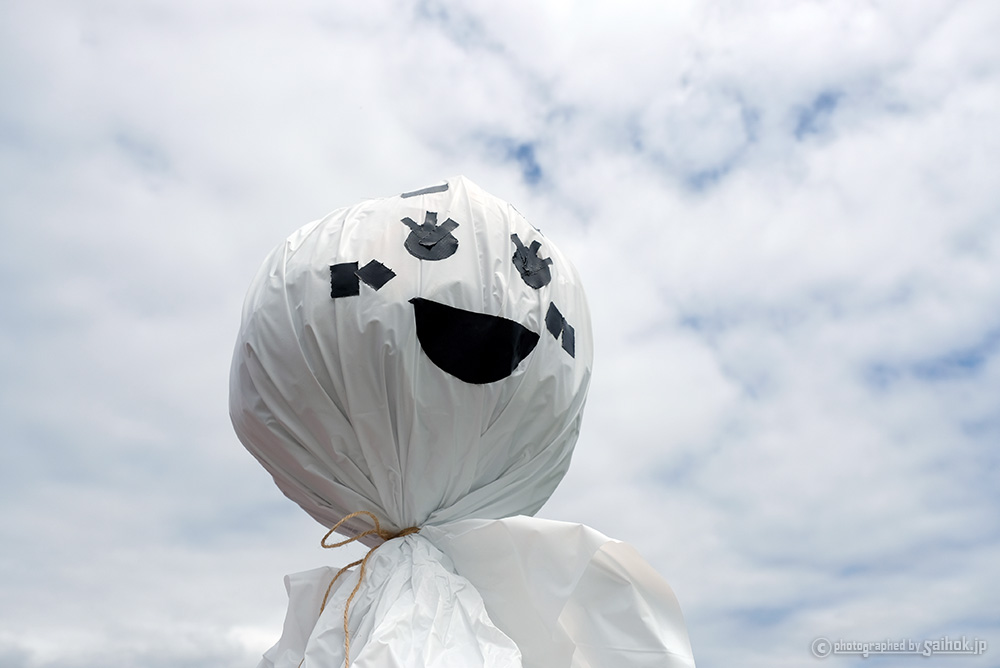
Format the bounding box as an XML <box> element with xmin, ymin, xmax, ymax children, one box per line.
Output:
<box><xmin>1</xmin><ymin>1</ymin><xmax>998</xmax><ymax>667</ymax></box>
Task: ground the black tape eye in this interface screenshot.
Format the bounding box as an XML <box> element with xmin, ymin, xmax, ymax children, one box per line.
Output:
<box><xmin>401</xmin><ymin>212</ymin><xmax>459</xmax><ymax>261</ymax></box>
<box><xmin>511</xmin><ymin>233</ymin><xmax>552</xmax><ymax>289</ymax></box>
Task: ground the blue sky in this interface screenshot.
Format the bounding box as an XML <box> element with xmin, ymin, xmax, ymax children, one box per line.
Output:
<box><xmin>1</xmin><ymin>1</ymin><xmax>998</xmax><ymax>667</ymax></box>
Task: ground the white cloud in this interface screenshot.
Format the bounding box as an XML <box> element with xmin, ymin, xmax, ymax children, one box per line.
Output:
<box><xmin>1</xmin><ymin>1</ymin><xmax>997</xmax><ymax>666</ymax></box>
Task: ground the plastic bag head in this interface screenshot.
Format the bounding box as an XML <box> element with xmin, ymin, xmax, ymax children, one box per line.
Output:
<box><xmin>230</xmin><ymin>176</ymin><xmax>592</xmax><ymax>541</ymax></box>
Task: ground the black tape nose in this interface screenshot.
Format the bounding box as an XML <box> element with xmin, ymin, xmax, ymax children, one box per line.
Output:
<box><xmin>410</xmin><ymin>298</ymin><xmax>539</xmax><ymax>384</ymax></box>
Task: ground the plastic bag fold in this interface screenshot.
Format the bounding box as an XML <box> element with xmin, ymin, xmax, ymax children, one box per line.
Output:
<box><xmin>261</xmin><ymin>517</ymin><xmax>695</xmax><ymax>668</ymax></box>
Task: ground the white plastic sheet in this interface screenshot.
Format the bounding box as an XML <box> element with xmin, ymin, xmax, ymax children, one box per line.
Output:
<box><xmin>231</xmin><ymin>176</ymin><xmax>591</xmax><ymax>543</ymax></box>
<box><xmin>261</xmin><ymin>517</ymin><xmax>694</xmax><ymax>668</ymax></box>
<box><xmin>259</xmin><ymin>529</ymin><xmax>521</xmax><ymax>668</ymax></box>
<box><xmin>231</xmin><ymin>177</ymin><xmax>695</xmax><ymax>666</ymax></box>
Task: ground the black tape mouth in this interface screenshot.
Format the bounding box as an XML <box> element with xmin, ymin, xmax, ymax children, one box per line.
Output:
<box><xmin>409</xmin><ymin>297</ymin><xmax>539</xmax><ymax>384</ymax></box>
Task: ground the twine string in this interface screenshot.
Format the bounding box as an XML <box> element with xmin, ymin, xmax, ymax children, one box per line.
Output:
<box><xmin>300</xmin><ymin>511</ymin><xmax>420</xmax><ymax>667</ymax></box>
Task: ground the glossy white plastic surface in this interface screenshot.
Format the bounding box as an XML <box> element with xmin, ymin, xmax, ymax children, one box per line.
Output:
<box><xmin>231</xmin><ymin>177</ymin><xmax>695</xmax><ymax>667</ymax></box>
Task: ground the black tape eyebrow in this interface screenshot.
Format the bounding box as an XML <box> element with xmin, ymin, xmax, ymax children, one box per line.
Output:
<box><xmin>401</xmin><ymin>183</ymin><xmax>449</xmax><ymax>198</ymax></box>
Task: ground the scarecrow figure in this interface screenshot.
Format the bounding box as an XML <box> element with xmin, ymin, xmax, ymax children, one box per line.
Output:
<box><xmin>230</xmin><ymin>176</ymin><xmax>696</xmax><ymax>667</ymax></box>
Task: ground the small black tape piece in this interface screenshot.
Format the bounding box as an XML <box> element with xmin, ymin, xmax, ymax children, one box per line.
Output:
<box><xmin>410</xmin><ymin>297</ymin><xmax>539</xmax><ymax>384</ymax></box>
<box><xmin>561</xmin><ymin>321</ymin><xmax>575</xmax><ymax>357</ymax></box>
<box><xmin>511</xmin><ymin>233</ymin><xmax>552</xmax><ymax>289</ymax></box>
<box><xmin>544</xmin><ymin>302</ymin><xmax>576</xmax><ymax>358</ymax></box>
<box><xmin>330</xmin><ymin>262</ymin><xmax>360</xmax><ymax>298</ymax></box>
<box><xmin>402</xmin><ymin>211</ymin><xmax>460</xmax><ymax>261</ymax></box>
<box><xmin>401</xmin><ymin>183</ymin><xmax>449</xmax><ymax>198</ymax></box>
<box><xmin>356</xmin><ymin>259</ymin><xmax>396</xmax><ymax>291</ymax></box>
<box><xmin>545</xmin><ymin>302</ymin><xmax>564</xmax><ymax>339</ymax></box>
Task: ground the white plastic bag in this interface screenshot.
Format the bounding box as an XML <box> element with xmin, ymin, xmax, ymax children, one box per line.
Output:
<box><xmin>230</xmin><ymin>177</ymin><xmax>695</xmax><ymax>667</ymax></box>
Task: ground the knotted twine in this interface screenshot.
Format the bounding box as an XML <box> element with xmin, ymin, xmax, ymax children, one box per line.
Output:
<box><xmin>301</xmin><ymin>511</ymin><xmax>421</xmax><ymax>667</ymax></box>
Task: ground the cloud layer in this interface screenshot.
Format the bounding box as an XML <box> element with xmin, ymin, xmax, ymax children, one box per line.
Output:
<box><xmin>1</xmin><ymin>1</ymin><xmax>997</xmax><ymax>666</ymax></box>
